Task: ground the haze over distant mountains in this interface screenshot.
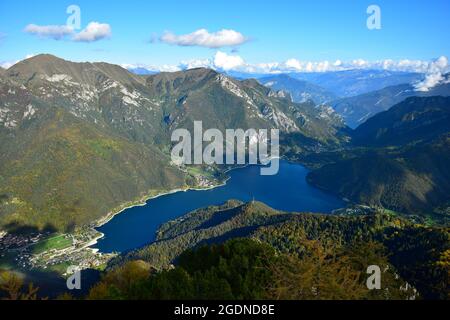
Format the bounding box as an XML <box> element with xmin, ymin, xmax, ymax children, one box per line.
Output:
<box><xmin>131</xmin><ymin>67</ymin><xmax>424</xmax><ymax>98</ymax></box>
<box><xmin>289</xmin><ymin>69</ymin><xmax>424</xmax><ymax>97</ymax></box>
<box><xmin>230</xmin><ymin>69</ymin><xmax>448</xmax><ymax>129</ymax></box>
<box><xmin>331</xmin><ymin>74</ymin><xmax>450</xmax><ymax>128</ymax></box>
<box><xmin>127</xmin><ymin>67</ymin><xmax>158</xmax><ymax>75</ymax></box>
<box><xmin>258</xmin><ymin>74</ymin><xmax>337</xmax><ymax>105</ymax></box>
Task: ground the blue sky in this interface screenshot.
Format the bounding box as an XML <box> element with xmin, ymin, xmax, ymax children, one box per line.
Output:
<box><xmin>0</xmin><ymin>0</ymin><xmax>449</xmax><ymax>72</ymax></box>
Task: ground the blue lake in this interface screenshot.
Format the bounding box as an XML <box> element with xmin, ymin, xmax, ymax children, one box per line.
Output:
<box><xmin>93</xmin><ymin>160</ymin><xmax>344</xmax><ymax>253</ymax></box>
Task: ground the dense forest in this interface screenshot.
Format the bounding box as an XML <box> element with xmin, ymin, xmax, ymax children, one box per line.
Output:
<box><xmin>103</xmin><ymin>201</ymin><xmax>448</xmax><ymax>300</ymax></box>
<box><xmin>3</xmin><ymin>201</ymin><xmax>445</xmax><ymax>300</ymax></box>
<box><xmin>84</xmin><ymin>238</ymin><xmax>415</xmax><ymax>300</ymax></box>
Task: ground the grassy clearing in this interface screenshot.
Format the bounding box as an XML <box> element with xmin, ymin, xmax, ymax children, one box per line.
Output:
<box><xmin>32</xmin><ymin>234</ymin><xmax>72</xmax><ymax>254</ymax></box>
<box><xmin>186</xmin><ymin>165</ymin><xmax>215</xmax><ymax>179</ymax></box>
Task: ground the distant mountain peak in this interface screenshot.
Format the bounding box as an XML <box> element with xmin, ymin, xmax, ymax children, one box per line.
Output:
<box><xmin>8</xmin><ymin>53</ymin><xmax>136</xmax><ymax>82</ymax></box>
<box><xmin>7</xmin><ymin>53</ymin><xmax>84</xmax><ymax>80</ymax></box>
<box><xmin>258</xmin><ymin>74</ymin><xmax>337</xmax><ymax>105</ymax></box>
<box><xmin>11</xmin><ymin>53</ymin><xmax>72</xmax><ymax>70</ymax></box>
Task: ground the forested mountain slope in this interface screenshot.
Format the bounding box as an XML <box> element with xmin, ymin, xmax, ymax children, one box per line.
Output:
<box><xmin>106</xmin><ymin>200</ymin><xmax>449</xmax><ymax>300</ymax></box>
<box><xmin>307</xmin><ymin>96</ymin><xmax>450</xmax><ymax>219</ymax></box>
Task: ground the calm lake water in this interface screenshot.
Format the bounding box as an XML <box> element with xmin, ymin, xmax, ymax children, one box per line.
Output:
<box><xmin>93</xmin><ymin>160</ymin><xmax>344</xmax><ymax>253</ymax></box>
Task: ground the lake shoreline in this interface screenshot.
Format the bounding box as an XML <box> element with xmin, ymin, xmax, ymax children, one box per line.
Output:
<box><xmin>92</xmin><ymin>160</ymin><xmax>346</xmax><ymax>254</ymax></box>
<box><xmin>89</xmin><ymin>169</ymin><xmax>235</xmax><ymax>250</ymax></box>
<box><xmin>92</xmin><ymin>163</ymin><xmax>258</xmax><ymax>232</ymax></box>
<box><xmin>89</xmin><ymin>162</ymin><xmax>280</xmax><ymax>251</ymax></box>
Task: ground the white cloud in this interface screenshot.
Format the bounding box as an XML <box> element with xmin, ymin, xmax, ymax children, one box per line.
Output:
<box><xmin>213</xmin><ymin>51</ymin><xmax>245</xmax><ymax>70</ymax></box>
<box><xmin>73</xmin><ymin>22</ymin><xmax>111</xmax><ymax>42</ymax></box>
<box><xmin>160</xmin><ymin>29</ymin><xmax>248</xmax><ymax>48</ymax></box>
<box><xmin>24</xmin><ymin>22</ymin><xmax>111</xmax><ymax>42</ymax></box>
<box><xmin>179</xmin><ymin>58</ymin><xmax>211</xmax><ymax>70</ymax></box>
<box><xmin>284</xmin><ymin>59</ymin><xmax>302</xmax><ymax>70</ymax></box>
<box><xmin>121</xmin><ymin>63</ymin><xmax>181</xmax><ymax>73</ymax></box>
<box><xmin>122</xmin><ymin>53</ymin><xmax>449</xmax><ymax>80</ymax></box>
<box><xmin>24</xmin><ymin>24</ymin><xmax>74</xmax><ymax>40</ymax></box>
<box><xmin>413</xmin><ymin>56</ymin><xmax>449</xmax><ymax>91</ymax></box>
<box><xmin>152</xmin><ymin>64</ymin><xmax>181</xmax><ymax>72</ymax></box>
<box><xmin>242</xmin><ymin>57</ymin><xmax>449</xmax><ymax>74</ymax></box>
<box><xmin>351</xmin><ymin>58</ymin><xmax>368</xmax><ymax>68</ymax></box>
<box><xmin>0</xmin><ymin>61</ymin><xmax>14</xmax><ymax>69</ymax></box>
<box><xmin>415</xmin><ymin>73</ymin><xmax>445</xmax><ymax>92</ymax></box>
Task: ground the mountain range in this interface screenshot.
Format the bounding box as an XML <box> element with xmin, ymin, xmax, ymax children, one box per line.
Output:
<box><xmin>308</xmin><ymin>97</ymin><xmax>450</xmax><ymax>219</ymax></box>
<box><xmin>289</xmin><ymin>69</ymin><xmax>424</xmax><ymax>97</ymax></box>
<box><xmin>252</xmin><ymin>70</ymin><xmax>441</xmax><ymax>129</ymax></box>
<box><xmin>132</xmin><ymin>68</ymin><xmax>424</xmax><ymax>99</ymax></box>
<box><xmin>0</xmin><ymin>54</ymin><xmax>345</xmax><ymax>231</ymax></box>
<box><xmin>1</xmin><ymin>54</ymin><xmax>449</xmax><ymax>300</ymax></box>
<box><xmin>331</xmin><ymin>75</ymin><xmax>450</xmax><ymax>128</ymax></box>
<box><xmin>352</xmin><ymin>96</ymin><xmax>450</xmax><ymax>146</ymax></box>
<box><xmin>258</xmin><ymin>74</ymin><xmax>337</xmax><ymax>104</ymax></box>
<box><xmin>0</xmin><ymin>60</ymin><xmax>186</xmax><ymax>230</ymax></box>
<box><xmin>0</xmin><ymin>54</ymin><xmax>448</xmax><ymax>231</ymax></box>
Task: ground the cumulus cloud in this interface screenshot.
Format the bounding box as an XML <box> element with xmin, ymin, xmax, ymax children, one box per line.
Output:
<box><xmin>149</xmin><ymin>64</ymin><xmax>181</xmax><ymax>72</ymax></box>
<box><xmin>284</xmin><ymin>59</ymin><xmax>302</xmax><ymax>70</ymax></box>
<box><xmin>415</xmin><ymin>73</ymin><xmax>445</xmax><ymax>92</ymax></box>
<box><xmin>213</xmin><ymin>51</ymin><xmax>245</xmax><ymax>70</ymax></box>
<box><xmin>24</xmin><ymin>22</ymin><xmax>111</xmax><ymax>42</ymax></box>
<box><xmin>24</xmin><ymin>24</ymin><xmax>74</xmax><ymax>40</ymax></box>
<box><xmin>160</xmin><ymin>29</ymin><xmax>248</xmax><ymax>48</ymax></box>
<box><xmin>413</xmin><ymin>56</ymin><xmax>449</xmax><ymax>92</ymax></box>
<box><xmin>73</xmin><ymin>22</ymin><xmax>111</xmax><ymax>42</ymax></box>
<box><xmin>238</xmin><ymin>56</ymin><xmax>450</xmax><ymax>74</ymax></box>
<box><xmin>123</xmin><ymin>52</ymin><xmax>449</xmax><ymax>81</ymax></box>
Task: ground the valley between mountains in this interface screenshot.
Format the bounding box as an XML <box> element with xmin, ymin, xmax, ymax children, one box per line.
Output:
<box><xmin>0</xmin><ymin>54</ymin><xmax>449</xmax><ymax>299</ymax></box>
